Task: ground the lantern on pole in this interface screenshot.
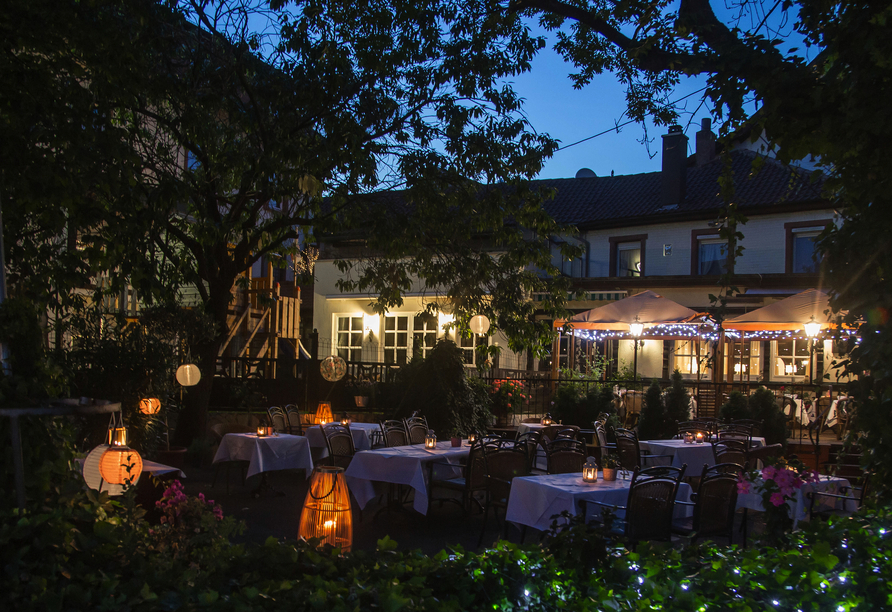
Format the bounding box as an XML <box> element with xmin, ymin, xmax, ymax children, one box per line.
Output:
<box><xmin>298</xmin><ymin>466</ymin><xmax>353</xmax><ymax>552</ymax></box>
<box><xmin>629</xmin><ymin>316</ymin><xmax>644</xmax><ymax>381</ymax></box>
<box><xmin>804</xmin><ymin>316</ymin><xmax>821</xmax><ymax>384</ymax></box>
<box><xmin>315</xmin><ymin>401</ymin><xmax>333</xmax><ymax>425</ymax></box>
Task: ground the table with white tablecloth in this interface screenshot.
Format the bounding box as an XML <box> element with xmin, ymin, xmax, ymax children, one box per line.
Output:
<box><xmin>506</xmin><ymin>471</ymin><xmax>694</xmax><ymax>532</ymax></box>
<box><xmin>737</xmin><ymin>474</ymin><xmax>851</xmax><ymax>527</ymax></box>
<box><xmin>640</xmin><ymin>437</ymin><xmax>766</xmax><ymax>470</ymax></box>
<box><xmin>212</xmin><ymin>433</ymin><xmax>313</xmax><ymax>479</ymax></box>
<box><xmin>344</xmin><ymin>442</ymin><xmax>468</xmax><ymax>514</ymax></box>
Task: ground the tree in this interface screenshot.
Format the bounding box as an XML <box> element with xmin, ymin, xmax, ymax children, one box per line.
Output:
<box><xmin>511</xmin><ymin>0</ymin><xmax>892</xmax><ymax>499</ymax></box>
<box><xmin>4</xmin><ymin>0</ymin><xmax>582</xmax><ymax>444</ymax></box>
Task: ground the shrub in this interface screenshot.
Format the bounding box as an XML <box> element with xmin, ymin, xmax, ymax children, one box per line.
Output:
<box><xmin>638</xmin><ymin>379</ymin><xmax>666</xmax><ymax>439</ymax></box>
<box><xmin>719</xmin><ymin>390</ymin><xmax>749</xmax><ymax>421</ymax></box>
<box><xmin>748</xmin><ymin>386</ymin><xmax>789</xmax><ymax>445</ymax></box>
<box><xmin>663</xmin><ymin>369</ymin><xmax>692</xmax><ymax>427</ymax></box>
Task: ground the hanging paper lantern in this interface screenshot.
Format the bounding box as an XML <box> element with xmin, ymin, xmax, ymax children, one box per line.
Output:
<box><xmin>298</xmin><ymin>466</ymin><xmax>353</xmax><ymax>552</ymax></box>
<box><xmin>139</xmin><ymin>397</ymin><xmax>161</xmax><ymax>415</ymax></box>
<box><xmin>320</xmin><ymin>356</ymin><xmax>347</xmax><ymax>382</ymax></box>
<box><xmin>176</xmin><ymin>363</ymin><xmax>201</xmax><ymax>387</ymax></box>
<box><xmin>469</xmin><ymin>314</ymin><xmax>490</xmax><ymax>336</ymax></box>
<box><xmin>99</xmin><ymin>446</ymin><xmax>143</xmax><ymax>486</ymax></box>
<box><xmin>314</xmin><ymin>401</ymin><xmax>333</xmax><ymax>425</ymax></box>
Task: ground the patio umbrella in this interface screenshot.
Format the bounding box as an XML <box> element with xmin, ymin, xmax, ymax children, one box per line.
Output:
<box><xmin>553</xmin><ymin>290</ymin><xmax>708</xmax><ymax>333</ymax></box>
<box><xmin>722</xmin><ymin>288</ymin><xmax>844</xmax><ymax>334</ymax></box>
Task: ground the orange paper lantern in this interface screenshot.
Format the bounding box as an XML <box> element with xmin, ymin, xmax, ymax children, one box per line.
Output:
<box><xmin>99</xmin><ymin>447</ymin><xmax>144</xmax><ymax>486</ymax></box>
<box><xmin>298</xmin><ymin>466</ymin><xmax>353</xmax><ymax>552</ymax></box>
<box><xmin>139</xmin><ymin>397</ymin><xmax>161</xmax><ymax>415</ymax></box>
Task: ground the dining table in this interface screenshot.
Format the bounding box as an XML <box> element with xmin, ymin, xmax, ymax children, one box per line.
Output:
<box><xmin>736</xmin><ymin>474</ymin><xmax>851</xmax><ymax>527</ymax></box>
<box><xmin>505</xmin><ymin>471</ymin><xmax>694</xmax><ymax>532</ymax></box>
<box><xmin>639</xmin><ymin>437</ymin><xmax>766</xmax><ymax>470</ymax></box>
<box><xmin>212</xmin><ymin>432</ymin><xmax>314</xmax><ymax>480</ymax></box>
<box><xmin>344</xmin><ymin>441</ymin><xmax>469</xmax><ymax>515</ymax></box>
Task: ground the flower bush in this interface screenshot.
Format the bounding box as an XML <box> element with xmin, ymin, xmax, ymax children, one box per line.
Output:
<box><xmin>150</xmin><ymin>479</ymin><xmax>240</xmax><ymax>560</ymax></box>
<box><xmin>491</xmin><ymin>379</ymin><xmax>527</xmax><ymax>413</ymax></box>
<box><xmin>738</xmin><ymin>457</ymin><xmax>820</xmax><ymax>543</ymax></box>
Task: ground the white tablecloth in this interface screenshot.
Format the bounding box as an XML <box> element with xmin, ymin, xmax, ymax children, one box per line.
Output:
<box><xmin>506</xmin><ymin>472</ymin><xmax>693</xmax><ymax>532</ymax></box>
<box><xmin>784</xmin><ymin>395</ymin><xmax>848</xmax><ymax>428</ymax></box>
<box><xmin>736</xmin><ymin>475</ymin><xmax>851</xmax><ymax>527</ymax></box>
<box><xmin>305</xmin><ymin>422</ymin><xmax>381</xmax><ymax>458</ymax></box>
<box><xmin>640</xmin><ymin>438</ymin><xmax>766</xmax><ymax>470</ymax></box>
<box><xmin>344</xmin><ymin>441</ymin><xmax>469</xmax><ymax>514</ymax></box>
<box><xmin>213</xmin><ymin>433</ymin><xmax>313</xmax><ymax>479</ymax></box>
<box><xmin>143</xmin><ymin>459</ymin><xmax>186</xmax><ymax>479</ymax></box>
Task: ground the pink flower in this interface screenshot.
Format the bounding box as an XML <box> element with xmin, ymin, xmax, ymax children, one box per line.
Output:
<box><xmin>769</xmin><ymin>492</ymin><xmax>786</xmax><ymax>507</ymax></box>
<box><xmin>761</xmin><ymin>466</ymin><xmax>777</xmax><ymax>481</ymax></box>
<box><xmin>736</xmin><ymin>474</ymin><xmax>751</xmax><ymax>494</ymax></box>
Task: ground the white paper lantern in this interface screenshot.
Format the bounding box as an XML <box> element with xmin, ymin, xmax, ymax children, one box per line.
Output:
<box><xmin>176</xmin><ymin>363</ymin><xmax>201</xmax><ymax>387</ymax></box>
<box><xmin>469</xmin><ymin>314</ymin><xmax>490</xmax><ymax>336</ymax></box>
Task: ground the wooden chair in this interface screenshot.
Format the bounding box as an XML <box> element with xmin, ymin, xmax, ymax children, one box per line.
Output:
<box><xmin>478</xmin><ymin>439</ymin><xmax>530</xmax><ymax>546</ymax></box>
<box><xmin>404</xmin><ymin>416</ymin><xmax>429</xmax><ymax>445</ymax></box>
<box><xmin>711</xmin><ymin>439</ymin><xmax>748</xmax><ymax>466</ymax></box>
<box><xmin>380</xmin><ymin>420</ymin><xmax>409</xmax><ymax>447</ymax></box>
<box><xmin>554</xmin><ymin>426</ymin><xmax>581</xmax><ymax>440</ymax></box>
<box><xmin>545</xmin><ymin>438</ymin><xmax>586</xmax><ymax>474</ymax></box>
<box><xmin>582</xmin><ymin>464</ymin><xmax>687</xmax><ymax>544</ymax></box>
<box><xmin>283</xmin><ymin>404</ymin><xmax>303</xmax><ymax>435</ymax></box>
<box><xmin>321</xmin><ymin>423</ymin><xmax>356</xmax><ymax>469</ymax></box>
<box><xmin>427</xmin><ymin>439</ymin><xmax>487</xmax><ymax>515</ymax></box>
<box><xmin>614</xmin><ymin>428</ymin><xmax>672</xmax><ymax>470</ymax></box>
<box><xmin>266</xmin><ymin>406</ymin><xmax>288</xmax><ymax>434</ymax></box>
<box><xmin>672</xmin><ymin>463</ymin><xmax>740</xmax><ymax>544</ymax></box>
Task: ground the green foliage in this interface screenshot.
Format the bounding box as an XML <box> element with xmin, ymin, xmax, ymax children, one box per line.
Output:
<box><xmin>389</xmin><ymin>340</ymin><xmax>492</xmax><ymax>437</ymax></box>
<box><xmin>0</xmin><ymin>297</ymin><xmax>68</xmax><ymax>404</ymax></box>
<box><xmin>719</xmin><ymin>387</ymin><xmax>788</xmax><ymax>446</ymax></box>
<box><xmin>663</xmin><ymin>369</ymin><xmax>692</xmax><ymax>429</ymax></box>
<box><xmin>719</xmin><ymin>391</ymin><xmax>749</xmax><ymax>422</ymax></box>
<box><xmin>637</xmin><ymin>379</ymin><xmax>666</xmax><ymax>440</ymax></box>
<box><xmin>551</xmin><ymin>354</ymin><xmax>614</xmax><ymax>426</ymax></box>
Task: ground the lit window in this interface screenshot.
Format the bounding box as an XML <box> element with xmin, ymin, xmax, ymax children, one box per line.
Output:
<box><xmin>616</xmin><ymin>243</ymin><xmax>642</xmax><ymax>277</ymax></box>
<box><xmin>383</xmin><ymin>315</ymin><xmax>410</xmax><ymax>365</ymax></box>
<box><xmin>336</xmin><ymin>316</ymin><xmax>363</xmax><ymax>362</ymax></box>
<box><xmin>726</xmin><ymin>342</ymin><xmax>761</xmax><ymax>379</ymax></box>
<box><xmin>773</xmin><ymin>340</ymin><xmax>810</xmax><ymax>378</ymax></box>
<box><xmin>412</xmin><ymin>313</ymin><xmax>438</xmax><ymax>360</ymax></box>
<box><xmin>672</xmin><ymin>340</ymin><xmax>710</xmax><ymax>376</ymax></box>
<box><xmin>459</xmin><ymin>332</ymin><xmax>489</xmax><ymax>367</ymax></box>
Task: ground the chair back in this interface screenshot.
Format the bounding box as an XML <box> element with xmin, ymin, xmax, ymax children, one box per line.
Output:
<box><xmin>555</xmin><ymin>426</ymin><xmax>580</xmax><ymax>440</ymax></box>
<box><xmin>538</xmin><ymin>424</ymin><xmax>564</xmax><ymax>444</ymax></box>
<box><xmin>545</xmin><ymin>438</ymin><xmax>586</xmax><ymax>474</ymax></box>
<box><xmin>677</xmin><ymin>420</ymin><xmax>713</xmax><ymax>441</ymax></box>
<box><xmin>746</xmin><ymin>443</ymin><xmax>784</xmax><ymax>470</ymax></box>
<box><xmin>516</xmin><ymin>430</ymin><xmax>543</xmax><ymax>471</ymax></box>
<box><xmin>712</xmin><ymin>439</ymin><xmax>748</xmax><ymax>466</ymax></box>
<box><xmin>322</xmin><ymin>423</ymin><xmax>356</xmax><ymax>469</ymax></box>
<box><xmin>730</xmin><ymin>418</ymin><xmax>762</xmax><ymax>438</ymax></box>
<box><xmin>284</xmin><ymin>404</ymin><xmax>303</xmax><ymax>435</ymax></box>
<box><xmin>481</xmin><ymin>440</ymin><xmax>530</xmax><ymax>506</ymax></box>
<box><xmin>717</xmin><ymin>423</ymin><xmax>753</xmax><ymax>445</ymax></box>
<box><xmin>404</xmin><ymin>416</ymin><xmax>428</xmax><ymax>445</ymax></box>
<box><xmin>614</xmin><ymin>428</ymin><xmax>642</xmax><ymax>470</ymax></box>
<box><xmin>625</xmin><ymin>464</ymin><xmax>686</xmax><ymax>542</ymax></box>
<box><xmin>380</xmin><ymin>420</ymin><xmax>409</xmax><ymax>447</ymax></box>
<box><xmin>266</xmin><ymin>406</ymin><xmax>288</xmax><ymax>434</ymax></box>
<box><xmin>691</xmin><ymin>463</ymin><xmax>739</xmax><ymax>539</ymax></box>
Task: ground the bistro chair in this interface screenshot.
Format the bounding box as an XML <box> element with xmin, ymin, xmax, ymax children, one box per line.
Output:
<box><xmin>745</xmin><ymin>443</ymin><xmax>784</xmax><ymax>470</ymax></box>
<box><xmin>321</xmin><ymin>423</ymin><xmax>356</xmax><ymax>470</ymax></box>
<box><xmin>284</xmin><ymin>404</ymin><xmax>303</xmax><ymax>435</ymax></box>
<box><xmin>554</xmin><ymin>426</ymin><xmax>581</xmax><ymax>440</ymax></box>
<box><xmin>380</xmin><ymin>420</ymin><xmax>409</xmax><ymax>447</ymax></box>
<box><xmin>427</xmin><ymin>438</ymin><xmax>487</xmax><ymax>516</ymax></box>
<box><xmin>716</xmin><ymin>424</ymin><xmax>754</xmax><ymax>447</ymax></box>
<box><xmin>582</xmin><ymin>464</ymin><xmax>687</xmax><ymax>545</ymax></box>
<box><xmin>266</xmin><ymin>406</ymin><xmax>288</xmax><ymax>434</ymax></box>
<box><xmin>808</xmin><ymin>472</ymin><xmax>870</xmax><ymax>521</ymax></box>
<box><xmin>478</xmin><ymin>439</ymin><xmax>530</xmax><ymax>546</ymax></box>
<box><xmin>712</xmin><ymin>439</ymin><xmax>749</xmax><ymax>466</ymax></box>
<box><xmin>614</xmin><ymin>428</ymin><xmax>672</xmax><ymax>470</ymax></box>
<box><xmin>672</xmin><ymin>463</ymin><xmax>740</xmax><ymax>545</ymax></box>
<box><xmin>404</xmin><ymin>416</ymin><xmax>429</xmax><ymax>445</ymax></box>
<box><xmin>677</xmin><ymin>420</ymin><xmax>713</xmax><ymax>441</ymax></box>
<box><xmin>730</xmin><ymin>418</ymin><xmax>763</xmax><ymax>438</ymax></box>
<box><xmin>538</xmin><ymin>424</ymin><xmax>565</xmax><ymax>444</ymax></box>
<box><xmin>516</xmin><ymin>430</ymin><xmax>544</xmax><ymax>473</ymax></box>
<box><xmin>545</xmin><ymin>438</ymin><xmax>586</xmax><ymax>475</ymax></box>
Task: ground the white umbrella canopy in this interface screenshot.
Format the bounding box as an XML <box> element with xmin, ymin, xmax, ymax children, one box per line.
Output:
<box><xmin>553</xmin><ymin>290</ymin><xmax>709</xmax><ymax>334</ymax></box>
<box><xmin>722</xmin><ymin>288</ymin><xmax>844</xmax><ymax>333</ymax></box>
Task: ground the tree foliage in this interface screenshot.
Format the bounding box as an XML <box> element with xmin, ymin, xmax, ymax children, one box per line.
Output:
<box><xmin>512</xmin><ymin>0</ymin><xmax>892</xmax><ymax>498</ymax></box>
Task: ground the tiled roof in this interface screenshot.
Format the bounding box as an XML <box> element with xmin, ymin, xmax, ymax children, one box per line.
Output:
<box><xmin>536</xmin><ymin>150</ymin><xmax>825</xmax><ymax>228</ymax></box>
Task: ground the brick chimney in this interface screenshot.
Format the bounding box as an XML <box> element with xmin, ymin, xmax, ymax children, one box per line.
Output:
<box><xmin>695</xmin><ymin>118</ymin><xmax>716</xmax><ymax>166</ymax></box>
<box><xmin>661</xmin><ymin>125</ymin><xmax>688</xmax><ymax>207</ymax></box>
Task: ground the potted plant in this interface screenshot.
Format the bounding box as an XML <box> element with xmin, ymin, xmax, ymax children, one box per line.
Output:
<box><xmin>348</xmin><ymin>378</ymin><xmax>375</xmax><ymax>408</ymax></box>
<box><xmin>602</xmin><ymin>453</ymin><xmax>620</xmax><ymax>481</ymax></box>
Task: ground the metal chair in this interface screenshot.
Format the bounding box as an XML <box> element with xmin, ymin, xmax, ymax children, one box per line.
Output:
<box><xmin>266</xmin><ymin>406</ymin><xmax>288</xmax><ymax>434</ymax></box>
<box><xmin>745</xmin><ymin>443</ymin><xmax>784</xmax><ymax>470</ymax></box>
<box><xmin>284</xmin><ymin>404</ymin><xmax>303</xmax><ymax>435</ymax></box>
<box><xmin>711</xmin><ymin>439</ymin><xmax>748</xmax><ymax>466</ymax></box>
<box><xmin>516</xmin><ymin>430</ymin><xmax>544</xmax><ymax>473</ymax></box>
<box><xmin>380</xmin><ymin>420</ymin><xmax>409</xmax><ymax>447</ymax></box>
<box><xmin>672</xmin><ymin>463</ymin><xmax>740</xmax><ymax>544</ymax></box>
<box><xmin>427</xmin><ymin>438</ymin><xmax>487</xmax><ymax>516</ymax></box>
<box><xmin>404</xmin><ymin>416</ymin><xmax>428</xmax><ymax>445</ymax></box>
<box><xmin>583</xmin><ymin>464</ymin><xmax>687</xmax><ymax>544</ymax></box>
<box><xmin>614</xmin><ymin>428</ymin><xmax>672</xmax><ymax>470</ymax></box>
<box><xmin>716</xmin><ymin>423</ymin><xmax>754</xmax><ymax>447</ymax></box>
<box><xmin>677</xmin><ymin>420</ymin><xmax>713</xmax><ymax>441</ymax></box>
<box><xmin>545</xmin><ymin>438</ymin><xmax>586</xmax><ymax>474</ymax></box>
<box><xmin>808</xmin><ymin>472</ymin><xmax>870</xmax><ymax>520</ymax></box>
<box><xmin>478</xmin><ymin>439</ymin><xmax>530</xmax><ymax>546</ymax></box>
<box><xmin>321</xmin><ymin>423</ymin><xmax>356</xmax><ymax>469</ymax></box>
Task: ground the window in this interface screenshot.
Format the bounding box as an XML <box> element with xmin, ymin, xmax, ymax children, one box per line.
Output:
<box><xmin>785</xmin><ymin>221</ymin><xmax>831</xmax><ymax>273</ymax></box>
<box><xmin>725</xmin><ymin>341</ymin><xmax>761</xmax><ymax>379</ymax></box>
<box><xmin>609</xmin><ymin>234</ymin><xmax>647</xmax><ymax>277</ymax></box>
<box><xmin>383</xmin><ymin>315</ymin><xmax>410</xmax><ymax>364</ymax></box>
<box><xmin>412</xmin><ymin>313</ymin><xmax>438</xmax><ymax>360</ymax></box>
<box><xmin>671</xmin><ymin>340</ymin><xmax>710</xmax><ymax>377</ymax></box>
<box><xmin>459</xmin><ymin>332</ymin><xmax>489</xmax><ymax>367</ymax></box>
<box><xmin>772</xmin><ymin>340</ymin><xmax>810</xmax><ymax>378</ymax></box>
<box><xmin>691</xmin><ymin>230</ymin><xmax>727</xmax><ymax>275</ymax></box>
<box><xmin>336</xmin><ymin>316</ymin><xmax>364</xmax><ymax>362</ymax></box>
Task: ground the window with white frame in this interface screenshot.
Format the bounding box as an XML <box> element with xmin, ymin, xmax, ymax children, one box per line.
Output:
<box><xmin>671</xmin><ymin>339</ymin><xmax>710</xmax><ymax>376</ymax></box>
<box><xmin>772</xmin><ymin>340</ymin><xmax>810</xmax><ymax>378</ymax></box>
<box><xmin>412</xmin><ymin>313</ymin><xmax>438</xmax><ymax>360</ymax></box>
<box><xmin>459</xmin><ymin>332</ymin><xmax>489</xmax><ymax>366</ymax></box>
<box><xmin>336</xmin><ymin>315</ymin><xmax>364</xmax><ymax>362</ymax></box>
<box><xmin>725</xmin><ymin>341</ymin><xmax>762</xmax><ymax>379</ymax></box>
<box><xmin>383</xmin><ymin>315</ymin><xmax>410</xmax><ymax>364</ymax></box>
